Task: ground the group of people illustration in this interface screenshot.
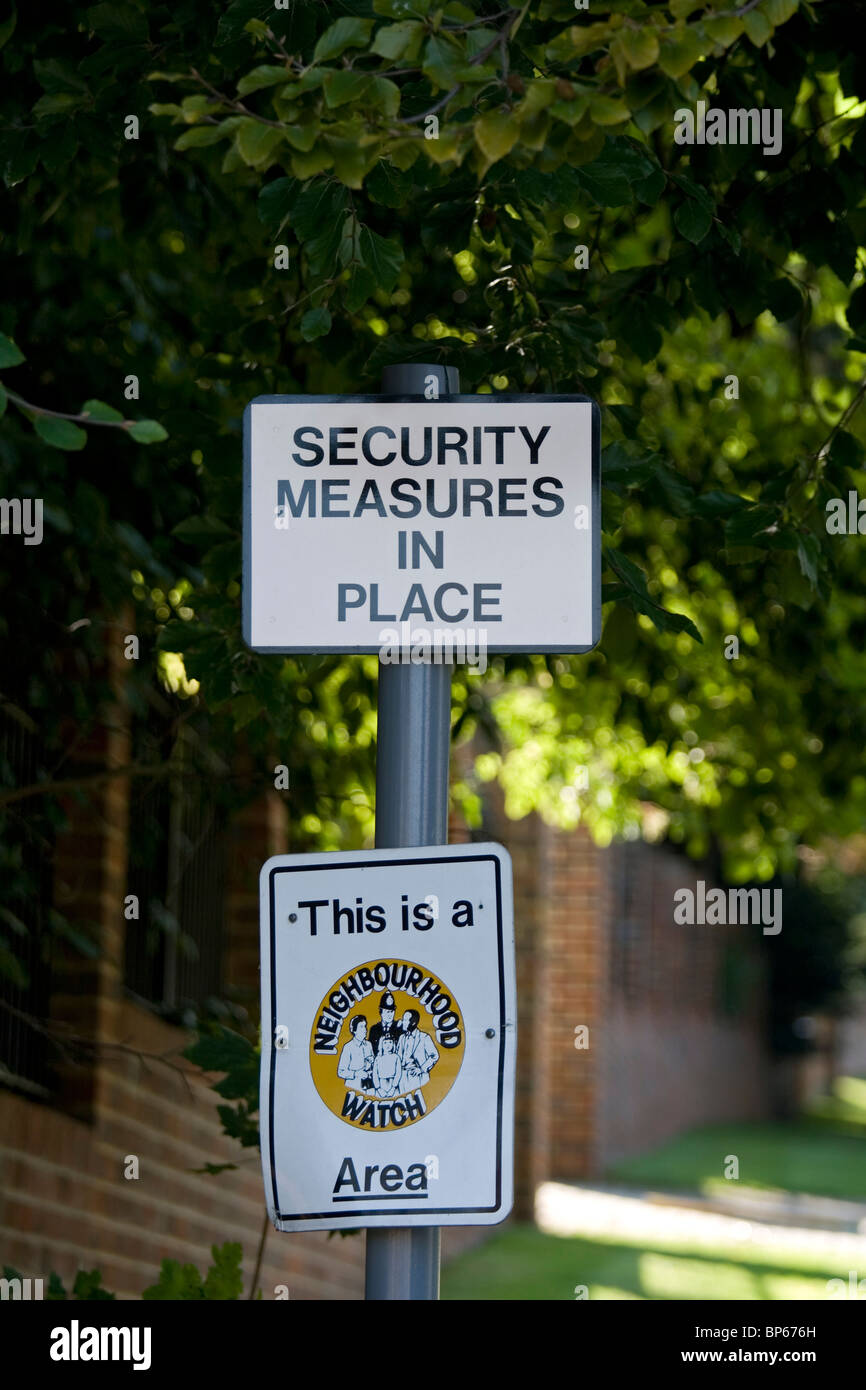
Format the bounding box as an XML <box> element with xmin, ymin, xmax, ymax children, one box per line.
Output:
<box><xmin>337</xmin><ymin>991</ymin><xmax>439</xmax><ymax>1099</ymax></box>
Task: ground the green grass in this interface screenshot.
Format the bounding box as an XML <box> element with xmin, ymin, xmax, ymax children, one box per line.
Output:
<box><xmin>606</xmin><ymin>1077</ymin><xmax>866</xmax><ymax>1202</ymax></box>
<box><xmin>442</xmin><ymin>1080</ymin><xmax>866</xmax><ymax>1300</ymax></box>
<box><xmin>804</xmin><ymin>1076</ymin><xmax>866</xmax><ymax>1138</ymax></box>
<box><xmin>442</xmin><ymin>1224</ymin><xmax>849</xmax><ymax>1301</ymax></box>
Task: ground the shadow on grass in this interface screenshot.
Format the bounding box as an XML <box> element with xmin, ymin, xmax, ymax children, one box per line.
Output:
<box><xmin>442</xmin><ymin>1224</ymin><xmax>847</xmax><ymax>1302</ymax></box>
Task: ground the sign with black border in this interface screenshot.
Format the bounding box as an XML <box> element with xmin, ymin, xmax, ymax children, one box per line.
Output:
<box><xmin>260</xmin><ymin>843</ymin><xmax>516</xmax><ymax>1231</ymax></box>
<box><xmin>243</xmin><ymin>393</ymin><xmax>600</xmax><ymax>655</ymax></box>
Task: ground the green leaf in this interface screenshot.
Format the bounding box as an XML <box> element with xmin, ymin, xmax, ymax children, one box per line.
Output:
<box><xmin>148</xmin><ymin>102</ymin><xmax>185</xmax><ymax>119</ymax></box>
<box><xmin>236</xmin><ymin>120</ymin><xmax>285</xmax><ymax>167</ymax></box>
<box><xmin>0</xmin><ymin>10</ymin><xmax>16</xmax><ymax>50</ymax></box>
<box><xmin>33</xmin><ymin>92</ymin><xmax>84</xmax><ymax>117</ymax></box>
<box><xmin>284</xmin><ymin>122</ymin><xmax>318</xmax><ymax>153</ymax></box>
<box><xmin>653</xmin><ymin>461</ymin><xmax>698</xmax><ymax>516</ymax></box>
<box><xmin>590</xmin><ymin>94</ymin><xmax>631</xmax><ymax>125</ymax></box>
<box><xmin>326</xmin><ymin>134</ymin><xmax>381</xmax><ymax>189</ymax></box>
<box><xmin>0</xmin><ymin>332</ymin><xmax>25</xmax><ymax>367</ymax></box>
<box><xmin>87</xmin><ymin>3</ymin><xmax>148</xmax><ymax>43</ymax></box>
<box><xmin>691</xmin><ymin>491</ymin><xmax>750</xmax><ymax>518</ymax></box>
<box><xmin>202</xmin><ymin>1243</ymin><xmax>244</xmax><ymax>1302</ymax></box>
<box><xmin>724</xmin><ymin>505</ymin><xmax>781</xmax><ymax>548</ymax></box>
<box><xmin>174</xmin><ymin>124</ymin><xmax>234</xmax><ymax>150</ymax></box>
<box><xmin>606</xmin><ymin>547</ymin><xmax>702</xmax><ymax>642</ymax></box>
<box><xmin>359</xmin><ymin>226</ymin><xmax>404</xmax><ymax>293</ymax></box>
<box><xmin>475</xmin><ymin>111</ymin><xmax>519</xmax><ymax>165</ymax></box>
<box><xmin>72</xmin><ymin>1269</ymin><xmax>115</xmax><ymax>1301</ymax></box>
<box><xmin>257</xmin><ymin>176</ymin><xmax>299</xmax><ymax>234</ymax></box>
<box><xmin>635</xmin><ymin>166</ymin><xmax>665</xmax><ymax>205</ymax></box>
<box><xmin>291</xmin><ymin>146</ymin><xmax>334</xmax><ymax>180</ymax></box>
<box><xmin>658</xmin><ymin>26</ymin><xmax>707</xmax><ymax>78</ymax></box>
<box><xmin>34</xmin><ymin>416</ymin><xmax>88</xmax><ymax>451</ymax></box>
<box><xmin>128</xmin><ymin>419</ymin><xmax>168</xmax><ymax>444</ymax></box>
<box><xmin>371</xmin><ymin>20</ymin><xmax>424</xmax><ymax>60</ymax></box>
<box><xmin>364</xmin><ymin>161</ymin><xmax>414</xmax><ymax>208</ymax></box>
<box><xmin>304</xmin><ymin>216</ymin><xmax>345</xmax><ymax>276</ymax></box>
<box><xmin>671</xmin><ymin>172</ymin><xmax>714</xmax><ymax>213</ymax></box>
<box><xmin>172</xmin><ymin>515</ymin><xmax>234</xmax><ymax>544</ymax></box>
<box><xmin>743</xmin><ymin>8</ymin><xmax>774</xmax><ymax>45</ymax></box>
<box><xmin>81</xmin><ymin>398</ymin><xmax>123</xmax><ymax>422</ymax></box>
<box><xmin>577</xmin><ymin>161</ymin><xmax>631</xmax><ymax>207</ymax></box>
<box><xmin>829</xmin><ymin>431</ymin><xmax>862</xmax><ymax>471</ymax></box>
<box><xmin>344</xmin><ymin>262</ymin><xmax>377</xmax><ymax>313</ymax></box>
<box><xmin>367</xmin><ymin>76</ymin><xmax>401</xmax><ymax>119</ymax></box>
<box><xmin>674</xmin><ymin>197</ymin><xmax>713</xmax><ymax>244</ymax></box>
<box><xmin>229</xmin><ymin>692</ymin><xmax>260</xmax><ymax>731</ymax></box>
<box><xmin>184</xmin><ymin>1026</ymin><xmax>257</xmax><ymax>1075</ymax></box>
<box><xmin>422</xmin><ymin>34</ymin><xmax>465</xmax><ymax>90</ymax></box>
<box><xmin>618</xmin><ymin>29</ymin><xmax>659</xmax><ymax>71</ymax></box>
<box><xmin>322</xmin><ymin>70</ymin><xmax>372</xmax><ymax>109</ymax></box>
<box><xmin>142</xmin><ymin>1260</ymin><xmax>204</xmax><ymax>1301</ymax></box>
<box><xmin>300</xmin><ymin>306</ymin><xmax>332</xmax><ymax>341</ymax></box>
<box><xmin>237</xmin><ymin>65</ymin><xmax>291</xmax><ymax>96</ymax></box>
<box><xmin>313</xmin><ymin>16</ymin><xmax>374</xmax><ymax>64</ymax></box>
<box><xmin>765</xmin><ymin>0</ymin><xmax>798</xmax><ymax>22</ymax></box>
<box><xmin>704</xmin><ymin>14</ymin><xmax>744</xmax><ymax>46</ymax></box>
<box><xmin>3</xmin><ymin>131</ymin><xmax>40</xmax><ymax>186</ymax></box>
<box><xmin>0</xmin><ymin>382</ymin><xmax>6</xmax><ymax>418</ymax></box>
<box><xmin>33</xmin><ymin>57</ymin><xmax>87</xmax><ymax>94</ymax></box>
<box><xmin>601</xmin><ymin>443</ymin><xmax>655</xmax><ymax>485</ymax></box>
<box><xmin>289</xmin><ymin>180</ymin><xmax>348</xmax><ymax>244</ymax></box>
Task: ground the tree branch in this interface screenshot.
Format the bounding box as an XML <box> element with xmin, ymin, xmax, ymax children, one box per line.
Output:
<box><xmin>5</xmin><ymin>390</ymin><xmax>137</xmax><ymax>430</ymax></box>
<box><xmin>397</xmin><ymin>8</ymin><xmax>522</xmax><ymax>126</ymax></box>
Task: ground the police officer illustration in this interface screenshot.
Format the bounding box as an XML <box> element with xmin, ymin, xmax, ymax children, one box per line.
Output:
<box><xmin>369</xmin><ymin>991</ymin><xmax>400</xmax><ymax>1056</ymax></box>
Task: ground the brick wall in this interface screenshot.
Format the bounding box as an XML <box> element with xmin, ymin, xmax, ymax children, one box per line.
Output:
<box><xmin>0</xmin><ymin>1002</ymin><xmax>366</xmax><ymax>1299</ymax></box>
<box><xmin>482</xmin><ymin>799</ymin><xmax>770</xmax><ymax>1187</ymax></box>
<box><xmin>595</xmin><ymin>841</ymin><xmax>769</xmax><ymax>1169</ymax></box>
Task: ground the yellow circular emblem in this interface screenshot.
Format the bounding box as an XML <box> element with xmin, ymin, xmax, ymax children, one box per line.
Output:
<box><xmin>309</xmin><ymin>958</ymin><xmax>465</xmax><ymax>1131</ymax></box>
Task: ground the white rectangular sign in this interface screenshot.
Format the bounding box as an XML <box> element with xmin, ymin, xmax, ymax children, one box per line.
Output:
<box><xmin>260</xmin><ymin>842</ymin><xmax>516</xmax><ymax>1231</ymax></box>
<box><xmin>243</xmin><ymin>394</ymin><xmax>600</xmax><ymax>654</ymax></box>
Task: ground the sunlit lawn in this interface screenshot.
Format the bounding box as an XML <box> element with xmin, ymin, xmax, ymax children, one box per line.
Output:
<box><xmin>608</xmin><ymin>1077</ymin><xmax>866</xmax><ymax>1203</ymax></box>
<box><xmin>442</xmin><ymin>1078</ymin><xmax>866</xmax><ymax>1300</ymax></box>
<box><xmin>441</xmin><ymin>1224</ymin><xmax>851</xmax><ymax>1301</ymax></box>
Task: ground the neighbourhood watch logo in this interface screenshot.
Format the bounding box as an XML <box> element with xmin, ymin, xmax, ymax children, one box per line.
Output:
<box><xmin>310</xmin><ymin>958</ymin><xmax>465</xmax><ymax>1132</ymax></box>
<box><xmin>674</xmin><ymin>100</ymin><xmax>783</xmax><ymax>156</ymax></box>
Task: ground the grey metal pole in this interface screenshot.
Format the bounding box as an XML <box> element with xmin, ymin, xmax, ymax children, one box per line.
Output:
<box><xmin>365</xmin><ymin>361</ymin><xmax>459</xmax><ymax>1301</ymax></box>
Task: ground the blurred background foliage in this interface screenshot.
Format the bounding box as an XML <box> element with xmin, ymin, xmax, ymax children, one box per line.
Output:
<box><xmin>2</xmin><ymin>0</ymin><xmax>866</xmax><ymax>1025</ymax></box>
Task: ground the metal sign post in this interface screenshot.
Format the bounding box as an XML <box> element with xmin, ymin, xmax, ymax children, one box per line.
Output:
<box><xmin>366</xmin><ymin>361</ymin><xmax>453</xmax><ymax>1301</ymax></box>
<box><xmin>244</xmin><ymin>360</ymin><xmax>599</xmax><ymax>1304</ymax></box>
<box><xmin>366</xmin><ymin>361</ymin><xmax>456</xmax><ymax>1302</ymax></box>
